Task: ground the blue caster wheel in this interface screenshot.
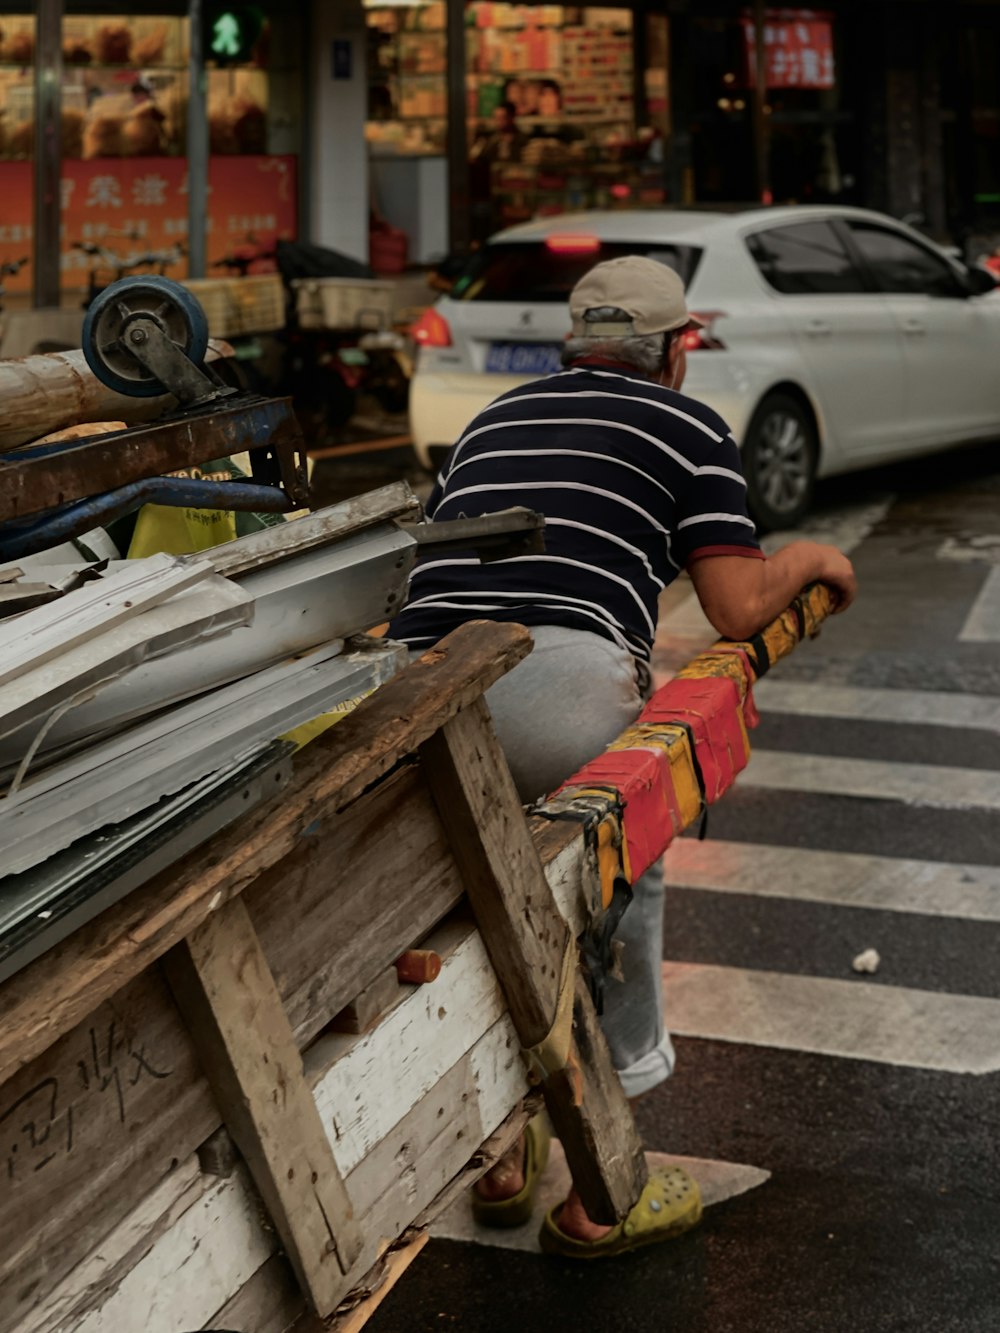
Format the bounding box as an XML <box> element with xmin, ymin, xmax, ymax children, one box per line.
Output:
<box><xmin>82</xmin><ymin>275</ymin><xmax>210</xmax><ymax>398</ymax></box>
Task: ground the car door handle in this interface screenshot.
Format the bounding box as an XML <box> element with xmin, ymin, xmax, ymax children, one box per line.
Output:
<box><xmin>804</xmin><ymin>320</ymin><xmax>832</xmax><ymax>337</ymax></box>
<box><xmin>902</xmin><ymin>320</ymin><xmax>927</xmax><ymax>336</ymax></box>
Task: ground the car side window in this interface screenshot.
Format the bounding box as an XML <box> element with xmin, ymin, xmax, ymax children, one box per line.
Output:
<box><xmin>745</xmin><ymin>221</ymin><xmax>868</xmax><ymax>295</ymax></box>
<box><xmin>846</xmin><ymin>224</ymin><xmax>964</xmax><ymax>297</ymax></box>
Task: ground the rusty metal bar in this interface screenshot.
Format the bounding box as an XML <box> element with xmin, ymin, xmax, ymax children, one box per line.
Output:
<box><xmin>0</xmin><ymin>398</ymin><xmax>308</xmax><ymax>524</ymax></box>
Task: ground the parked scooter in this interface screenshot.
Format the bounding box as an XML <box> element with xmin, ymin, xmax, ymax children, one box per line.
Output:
<box><xmin>72</xmin><ymin>233</ymin><xmax>186</xmax><ymax>309</ymax></box>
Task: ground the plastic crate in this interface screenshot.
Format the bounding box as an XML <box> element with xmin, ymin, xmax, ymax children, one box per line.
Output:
<box><xmin>181</xmin><ymin>274</ymin><xmax>285</xmax><ymax>338</ymax></box>
<box><xmin>291</xmin><ymin>278</ymin><xmax>396</xmax><ymax>332</ymax></box>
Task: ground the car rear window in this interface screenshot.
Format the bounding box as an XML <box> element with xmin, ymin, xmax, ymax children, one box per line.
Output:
<box><xmin>450</xmin><ymin>241</ymin><xmax>703</xmax><ymax>303</ymax></box>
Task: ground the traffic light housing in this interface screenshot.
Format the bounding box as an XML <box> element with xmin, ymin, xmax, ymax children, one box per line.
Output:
<box><xmin>204</xmin><ymin>5</ymin><xmax>265</xmax><ymax>65</ymax></box>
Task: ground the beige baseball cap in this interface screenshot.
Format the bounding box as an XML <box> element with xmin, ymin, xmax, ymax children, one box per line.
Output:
<box><xmin>569</xmin><ymin>255</ymin><xmax>702</xmax><ymax>337</ymax></box>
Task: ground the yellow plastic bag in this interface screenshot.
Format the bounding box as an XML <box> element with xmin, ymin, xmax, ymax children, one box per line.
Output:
<box><xmin>126</xmin><ymin>456</ymin><xmax>284</xmax><ymax>558</ymax></box>
<box><xmin>128</xmin><ymin>502</ymin><xmax>236</xmax><ymax>557</ymax></box>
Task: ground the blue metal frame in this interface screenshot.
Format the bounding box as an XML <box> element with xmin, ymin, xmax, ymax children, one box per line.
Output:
<box><xmin>0</xmin><ymin>476</ymin><xmax>294</xmax><ymax>562</ymax></box>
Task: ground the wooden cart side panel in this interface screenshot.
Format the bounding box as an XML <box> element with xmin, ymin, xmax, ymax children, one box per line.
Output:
<box><xmin>29</xmin><ymin>1016</ymin><xmax>529</xmax><ymax>1333</ymax></box>
<box><xmin>0</xmin><ymin>778</ymin><xmax>590</xmax><ymax>1333</ymax></box>
<box><xmin>0</xmin><ymin>968</ymin><xmax>219</xmax><ymax>1333</ymax></box>
<box><xmin>247</xmin><ymin>767</ymin><xmax>467</xmax><ymax>1048</ymax></box>
<box><xmin>306</xmin><ymin>917</ymin><xmax>520</xmax><ymax>1177</ymax></box>
<box><xmin>0</xmin><ymin>621</ymin><xmax>532</xmax><ymax>1089</ymax></box>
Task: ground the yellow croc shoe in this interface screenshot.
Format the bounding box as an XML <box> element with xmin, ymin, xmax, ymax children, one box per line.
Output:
<box><xmin>538</xmin><ymin>1165</ymin><xmax>702</xmax><ymax>1258</ymax></box>
<box><xmin>471</xmin><ymin>1116</ymin><xmax>551</xmax><ymax>1229</ymax></box>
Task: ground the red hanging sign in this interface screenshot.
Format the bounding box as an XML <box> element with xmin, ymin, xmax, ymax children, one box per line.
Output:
<box><xmin>742</xmin><ymin>9</ymin><xmax>835</xmax><ymax>89</ymax></box>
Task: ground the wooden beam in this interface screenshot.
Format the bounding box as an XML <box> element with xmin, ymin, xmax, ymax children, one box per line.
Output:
<box><xmin>163</xmin><ymin>897</ymin><xmax>362</xmax><ymax>1316</ymax></box>
<box><xmin>0</xmin><ymin>620</ymin><xmax>532</xmax><ymax>1086</ymax></box>
<box><xmin>419</xmin><ymin>697</ymin><xmax>648</xmax><ymax>1224</ymax></box>
<box><xmin>328</xmin><ymin>1233</ymin><xmax>429</xmax><ymax>1333</ymax></box>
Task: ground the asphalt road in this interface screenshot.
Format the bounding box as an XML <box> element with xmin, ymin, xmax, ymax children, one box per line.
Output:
<box><xmin>358</xmin><ymin>439</ymin><xmax>1000</xmax><ymax>1333</ymax></box>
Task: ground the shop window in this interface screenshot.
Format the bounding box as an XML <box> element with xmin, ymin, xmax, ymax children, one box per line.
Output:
<box><xmin>366</xmin><ymin>1</ymin><xmax>447</xmax><ymax>158</ymax></box>
<box><xmin>746</xmin><ymin>221</ymin><xmax>866</xmax><ymax>295</ymax></box>
<box><xmin>365</xmin><ymin>2</ymin><xmax>666</xmax><ymax>235</ymax></box>
<box><xmin>0</xmin><ymin>7</ymin><xmax>302</xmax><ymax>300</ymax></box>
<box><xmin>845</xmin><ymin>224</ymin><xmax>965</xmax><ymax>298</ymax></box>
<box><xmin>0</xmin><ymin>13</ymin><xmax>36</xmax><ymax>160</ymax></box>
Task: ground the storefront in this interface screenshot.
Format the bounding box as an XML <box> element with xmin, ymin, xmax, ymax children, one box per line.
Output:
<box><xmin>364</xmin><ymin>1</ymin><xmax>671</xmax><ymax>258</ymax></box>
<box><xmin>0</xmin><ymin>1</ymin><xmax>304</xmax><ymax>304</ymax></box>
<box><xmin>358</xmin><ymin>2</ymin><xmax>881</xmax><ymax>262</ymax></box>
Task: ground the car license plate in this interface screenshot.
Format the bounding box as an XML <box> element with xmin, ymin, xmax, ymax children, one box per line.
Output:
<box><xmin>485</xmin><ymin>342</ymin><xmax>563</xmax><ymax>375</ymax></box>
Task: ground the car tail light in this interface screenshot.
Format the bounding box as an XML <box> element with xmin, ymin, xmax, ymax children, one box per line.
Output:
<box><xmin>683</xmin><ymin>312</ymin><xmax>727</xmax><ymax>351</ymax></box>
<box><xmin>545</xmin><ymin>233</ymin><xmax>601</xmax><ymax>255</ymax></box>
<box><xmin>411</xmin><ymin>307</ymin><xmax>452</xmax><ymax>348</ymax></box>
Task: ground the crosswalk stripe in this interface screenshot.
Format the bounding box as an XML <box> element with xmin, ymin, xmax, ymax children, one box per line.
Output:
<box><xmin>742</xmin><ymin>750</ymin><xmax>1000</xmax><ymax>812</ymax></box>
<box><xmin>431</xmin><ymin>1142</ymin><xmax>770</xmax><ymax>1252</ymax></box>
<box><xmin>662</xmin><ymin>962</ymin><xmax>1000</xmax><ymax>1074</ymax></box>
<box><xmin>959</xmin><ymin>567</ymin><xmax>1000</xmax><ymax>642</ymax></box>
<box><xmin>664</xmin><ymin>840</ymin><xmax>1000</xmax><ymax>922</ymax></box>
<box><xmin>751</xmin><ymin>681</ymin><xmax>1000</xmax><ymax>734</ymax></box>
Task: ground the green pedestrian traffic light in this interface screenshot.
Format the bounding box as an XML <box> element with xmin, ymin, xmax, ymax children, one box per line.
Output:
<box><xmin>204</xmin><ymin>5</ymin><xmax>264</xmax><ymax>65</ymax></box>
<box><xmin>212</xmin><ymin>12</ymin><xmax>241</xmax><ymax>58</ymax></box>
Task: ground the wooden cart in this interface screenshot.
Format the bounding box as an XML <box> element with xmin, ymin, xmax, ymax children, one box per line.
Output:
<box><xmin>0</xmin><ymin>589</ymin><xmax>832</xmax><ymax>1333</ymax></box>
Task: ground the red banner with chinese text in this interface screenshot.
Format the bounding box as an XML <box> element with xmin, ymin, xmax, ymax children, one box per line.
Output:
<box><xmin>742</xmin><ymin>9</ymin><xmax>835</xmax><ymax>90</ymax></box>
<box><xmin>0</xmin><ymin>154</ymin><xmax>297</xmax><ymax>295</ymax></box>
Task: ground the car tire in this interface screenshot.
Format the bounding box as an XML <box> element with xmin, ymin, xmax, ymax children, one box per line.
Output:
<box><xmin>742</xmin><ymin>392</ymin><xmax>818</xmax><ymax>532</ymax></box>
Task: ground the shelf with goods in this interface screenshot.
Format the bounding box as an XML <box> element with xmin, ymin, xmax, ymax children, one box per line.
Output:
<box><xmin>0</xmin><ymin>12</ymin><xmax>287</xmax><ymax>164</ymax></box>
<box><xmin>366</xmin><ymin>3</ymin><xmax>446</xmax><ymax>156</ymax></box>
<box><xmin>465</xmin><ymin>4</ymin><xmax>635</xmax><ymax>135</ymax></box>
<box><xmin>0</xmin><ymin>13</ymin><xmax>34</xmax><ymax>160</ymax></box>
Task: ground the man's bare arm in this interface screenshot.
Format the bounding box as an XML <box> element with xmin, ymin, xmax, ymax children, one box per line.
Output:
<box><xmin>688</xmin><ymin>542</ymin><xmax>857</xmax><ymax>641</ymax></box>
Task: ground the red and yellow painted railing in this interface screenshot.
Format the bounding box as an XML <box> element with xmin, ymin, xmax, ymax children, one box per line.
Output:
<box><xmin>534</xmin><ymin>583</ymin><xmax>835</xmax><ymax>928</ymax></box>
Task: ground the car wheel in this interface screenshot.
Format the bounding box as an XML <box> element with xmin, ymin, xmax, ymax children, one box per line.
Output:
<box><xmin>742</xmin><ymin>392</ymin><xmax>818</xmax><ymax>532</ymax></box>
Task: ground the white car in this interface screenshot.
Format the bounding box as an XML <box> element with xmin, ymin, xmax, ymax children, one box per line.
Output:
<box><xmin>409</xmin><ymin>206</ymin><xmax>1000</xmax><ymax>528</ymax></box>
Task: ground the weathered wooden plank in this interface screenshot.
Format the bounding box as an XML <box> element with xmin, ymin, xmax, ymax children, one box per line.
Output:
<box><xmin>420</xmin><ymin>698</ymin><xmax>648</xmax><ymax>1225</ymax></box>
<box><xmin>420</xmin><ymin>699</ymin><xmax>568</xmax><ymax>1047</ymax></box>
<box><xmin>306</xmin><ymin>915</ymin><xmax>518</xmax><ymax>1177</ymax></box>
<box><xmin>329</xmin><ymin>1234</ymin><xmax>429</xmax><ymax>1333</ymax></box>
<box><xmin>0</xmin><ymin>969</ymin><xmax>218</xmax><ymax>1333</ymax></box>
<box><xmin>32</xmin><ymin>1018</ymin><xmax>530</xmax><ymax>1333</ymax></box>
<box><xmin>17</xmin><ymin>1158</ymin><xmax>203</xmax><ymax>1333</ymax></box>
<box><xmin>328</xmin><ymin>969</ymin><xmax>403</xmax><ymax>1037</ymax></box>
<box><xmin>248</xmin><ymin>767</ymin><xmax>467</xmax><ymax>1048</ymax></box>
<box><xmin>206</xmin><ymin>1252</ymin><xmax>306</xmax><ymax>1333</ymax></box>
<box><xmin>163</xmin><ymin>897</ymin><xmax>362</xmax><ymax>1316</ymax></box>
<box><xmin>74</xmin><ymin>1164</ymin><xmax>275</xmax><ymax>1333</ymax></box>
<box><xmin>0</xmin><ymin>620</ymin><xmax>531</xmax><ymax>1087</ymax></box>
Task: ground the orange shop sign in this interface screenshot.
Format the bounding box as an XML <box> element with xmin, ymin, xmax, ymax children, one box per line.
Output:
<box><xmin>0</xmin><ymin>154</ymin><xmax>297</xmax><ymax>293</ymax></box>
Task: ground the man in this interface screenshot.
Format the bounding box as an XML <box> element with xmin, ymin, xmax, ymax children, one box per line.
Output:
<box><xmin>388</xmin><ymin>255</ymin><xmax>856</xmax><ymax>1256</ymax></box>
<box><xmin>469</xmin><ymin>101</ymin><xmax>527</xmax><ymax>243</ymax></box>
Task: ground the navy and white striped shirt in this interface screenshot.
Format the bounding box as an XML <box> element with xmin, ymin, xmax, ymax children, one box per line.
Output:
<box><xmin>389</xmin><ymin>359</ymin><xmax>763</xmax><ymax>665</ymax></box>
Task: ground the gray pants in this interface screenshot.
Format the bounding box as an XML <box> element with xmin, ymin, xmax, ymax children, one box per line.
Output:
<box><xmin>483</xmin><ymin>625</ymin><xmax>676</xmax><ymax>1098</ymax></box>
